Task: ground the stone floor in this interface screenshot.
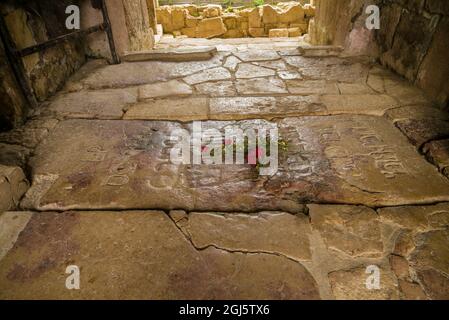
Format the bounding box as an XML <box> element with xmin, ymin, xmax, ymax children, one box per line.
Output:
<box><xmin>1</xmin><ymin>38</ymin><xmax>449</xmax><ymax>300</ymax></box>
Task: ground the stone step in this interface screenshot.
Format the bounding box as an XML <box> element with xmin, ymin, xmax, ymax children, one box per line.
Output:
<box><xmin>122</xmin><ymin>46</ymin><xmax>217</xmax><ymax>62</ymax></box>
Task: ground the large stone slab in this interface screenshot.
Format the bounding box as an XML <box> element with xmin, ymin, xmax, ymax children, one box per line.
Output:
<box><xmin>0</xmin><ymin>211</ymin><xmax>319</xmax><ymax>299</ymax></box>
<box><xmin>0</xmin><ymin>165</ymin><xmax>29</xmax><ymax>212</ymax></box>
<box><xmin>235</xmin><ymin>77</ymin><xmax>288</xmax><ymax>95</ymax></box>
<box><xmin>47</xmin><ymin>88</ymin><xmax>137</xmax><ymax>119</ymax></box>
<box><xmin>22</xmin><ymin>116</ymin><xmax>449</xmax><ymax>211</ymax></box>
<box><xmin>235</xmin><ymin>63</ymin><xmax>275</xmax><ymax>79</ymax></box>
<box><xmin>123</xmin><ymin>97</ymin><xmax>208</xmax><ymax>121</ymax></box>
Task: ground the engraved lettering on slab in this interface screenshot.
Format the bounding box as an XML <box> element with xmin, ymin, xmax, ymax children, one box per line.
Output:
<box><xmin>82</xmin><ymin>146</ymin><xmax>106</xmax><ymax>162</ymax></box>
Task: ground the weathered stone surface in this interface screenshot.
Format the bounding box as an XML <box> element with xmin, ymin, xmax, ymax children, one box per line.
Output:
<box><xmin>195</xmin><ymin>81</ymin><xmax>236</xmax><ymax>97</ymax></box>
<box><xmin>0</xmin><ymin>212</ymin><xmax>32</xmax><ymax>261</ymax></box>
<box><xmin>235</xmin><ymin>63</ymin><xmax>275</xmax><ymax>79</ymax></box>
<box><xmin>0</xmin><ymin>143</ymin><xmax>31</xmax><ymax>168</ymax></box>
<box><xmin>286</xmin><ymin>80</ymin><xmax>339</xmax><ymax>95</ymax></box>
<box><xmin>124</xmin><ymin>97</ymin><xmax>208</xmax><ymax>121</ymax></box>
<box><xmin>76</xmin><ymin>57</ymin><xmax>223</xmax><ymax>89</ymax></box>
<box><xmin>329</xmin><ymin>265</ymin><xmax>399</xmax><ymax>300</ymax></box>
<box><xmin>0</xmin><ymin>211</ymin><xmax>320</xmax><ymax>299</ymax></box>
<box><xmin>395</xmin><ymin>118</ymin><xmax>449</xmax><ymax>147</ymax></box>
<box><xmin>248</xmin><ymin>27</ymin><xmax>265</xmax><ymax>37</ymax></box>
<box><xmin>384</xmin><ymin>105</ymin><xmax>449</xmax><ymax>123</ymax></box>
<box><xmin>22</xmin><ymin>117</ymin><xmax>449</xmax><ymax>212</ymax></box>
<box><xmin>337</xmin><ymin>83</ymin><xmax>375</xmax><ymax>95</ymax></box>
<box><xmin>423</xmin><ymin>139</ymin><xmax>449</xmax><ymax>175</ymax></box>
<box><xmin>278</xmin><ymin>70</ymin><xmax>302</xmax><ymax>80</ymax></box>
<box><xmin>209</xmin><ymin>96</ymin><xmax>325</xmax><ymax>120</ymax></box>
<box><xmin>195</xmin><ymin>17</ymin><xmax>227</xmax><ymax>39</ymax></box>
<box><xmin>248</xmin><ymin>8</ymin><xmax>262</xmax><ymax>28</ymax></box>
<box><xmin>47</xmin><ymin>88</ymin><xmax>137</xmax><ymax>119</ymax></box>
<box><xmin>284</xmin><ymin>56</ymin><xmax>370</xmax><ymax>82</ymax></box>
<box><xmin>301</xmin><ymin>46</ymin><xmax>343</xmax><ymax>57</ymax></box>
<box><xmin>183</xmin><ymin>67</ymin><xmax>231</xmax><ymax>85</ymax></box>
<box><xmin>122</xmin><ymin>46</ymin><xmax>217</xmax><ymax>62</ymax></box>
<box><xmin>138</xmin><ymin>80</ymin><xmax>192</xmax><ymax>99</ymax></box>
<box><xmin>319</xmin><ymin>94</ymin><xmax>399</xmax><ymax>116</ymax></box>
<box><xmin>384</xmin><ymin>79</ymin><xmax>431</xmax><ymax>106</ymax></box>
<box><xmin>177</xmin><ymin>211</ymin><xmax>312</xmax><ymax>261</ymax></box>
<box><xmin>0</xmin><ymin>165</ymin><xmax>29</xmax><ymax>212</ymax></box>
<box><xmin>410</xmin><ymin>229</ymin><xmax>449</xmax><ymax>299</ymax></box>
<box><xmin>223</xmin><ymin>55</ymin><xmax>241</xmax><ymax>71</ymax></box>
<box><xmin>253</xmin><ymin>60</ymin><xmax>288</xmax><ymax>71</ymax></box>
<box><xmin>379</xmin><ymin>203</ymin><xmax>449</xmax><ymax>232</ymax></box>
<box><xmin>0</xmin><ymin>119</ymin><xmax>58</xmax><ymax>149</ymax></box>
<box><xmin>309</xmin><ymin>205</ymin><xmax>383</xmax><ymax>257</ymax></box>
<box><xmin>397</xmin><ymin>279</ymin><xmax>428</xmax><ymax>300</ymax></box>
<box><xmin>235</xmin><ymin>77</ymin><xmax>288</xmax><ymax>95</ymax></box>
<box><xmin>234</xmin><ymin>50</ymin><xmax>280</xmax><ymax>62</ymax></box>
<box><xmin>269</xmin><ymin>29</ymin><xmax>289</xmax><ymax>38</ymax></box>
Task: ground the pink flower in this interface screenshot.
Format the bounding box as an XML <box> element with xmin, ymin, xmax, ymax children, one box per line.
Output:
<box><xmin>224</xmin><ymin>139</ymin><xmax>233</xmax><ymax>145</ymax></box>
<box><xmin>247</xmin><ymin>147</ymin><xmax>264</xmax><ymax>165</ymax></box>
<box><xmin>201</xmin><ymin>145</ymin><xmax>208</xmax><ymax>153</ymax></box>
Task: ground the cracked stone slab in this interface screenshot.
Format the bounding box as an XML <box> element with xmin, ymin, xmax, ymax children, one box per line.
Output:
<box><xmin>0</xmin><ymin>212</ymin><xmax>32</xmax><ymax>261</ymax></box>
<box><xmin>138</xmin><ymin>80</ymin><xmax>192</xmax><ymax>100</ymax></box>
<box><xmin>22</xmin><ymin>116</ymin><xmax>449</xmax><ymax>211</ymax></box>
<box><xmin>74</xmin><ymin>57</ymin><xmax>224</xmax><ymax>90</ymax></box>
<box><xmin>123</xmin><ymin>97</ymin><xmax>208</xmax><ymax>121</ymax></box>
<box><xmin>0</xmin><ymin>211</ymin><xmax>320</xmax><ymax>299</ymax></box>
<box><xmin>319</xmin><ymin>94</ymin><xmax>399</xmax><ymax>116</ymax></box>
<box><xmin>235</xmin><ymin>63</ymin><xmax>276</xmax><ymax>79</ymax></box>
<box><xmin>209</xmin><ymin>96</ymin><xmax>325</xmax><ymax>120</ymax></box>
<box><xmin>395</xmin><ymin>118</ymin><xmax>449</xmax><ymax>148</ymax></box>
<box><xmin>46</xmin><ymin>88</ymin><xmax>137</xmax><ymax>119</ymax></box>
<box><xmin>223</xmin><ymin>55</ymin><xmax>241</xmax><ymax>71</ymax></box>
<box><xmin>234</xmin><ymin>50</ymin><xmax>280</xmax><ymax>62</ymax></box>
<box><xmin>286</xmin><ymin>80</ymin><xmax>339</xmax><ymax>95</ymax></box>
<box><xmin>329</xmin><ymin>265</ymin><xmax>399</xmax><ymax>300</ymax></box>
<box><xmin>308</xmin><ymin>205</ymin><xmax>383</xmax><ymax>257</ymax></box>
<box><xmin>175</xmin><ymin>211</ymin><xmax>312</xmax><ymax>261</ymax></box>
<box><xmin>194</xmin><ymin>81</ymin><xmax>236</xmax><ymax>97</ymax></box>
<box><xmin>235</xmin><ymin>77</ymin><xmax>288</xmax><ymax>95</ymax></box>
<box><xmin>283</xmin><ymin>56</ymin><xmax>370</xmax><ymax>82</ymax></box>
<box><xmin>252</xmin><ymin>60</ymin><xmax>288</xmax><ymax>71</ymax></box>
<box><xmin>384</xmin><ymin>106</ymin><xmax>449</xmax><ymax>123</ymax></box>
<box><xmin>183</xmin><ymin>67</ymin><xmax>232</xmax><ymax>85</ymax></box>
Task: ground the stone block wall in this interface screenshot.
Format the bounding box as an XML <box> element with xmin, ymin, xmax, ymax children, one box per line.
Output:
<box><xmin>156</xmin><ymin>2</ymin><xmax>315</xmax><ymax>38</ymax></box>
<box><xmin>0</xmin><ymin>0</ymin><xmax>86</xmax><ymax>130</ymax></box>
<box><xmin>377</xmin><ymin>0</ymin><xmax>449</xmax><ymax>108</ymax></box>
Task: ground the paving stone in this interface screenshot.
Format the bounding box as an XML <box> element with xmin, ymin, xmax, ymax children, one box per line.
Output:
<box><xmin>0</xmin><ymin>211</ymin><xmax>320</xmax><ymax>299</ymax></box>
<box><xmin>122</xmin><ymin>46</ymin><xmax>217</xmax><ymax>62</ymax></box>
<box><xmin>286</xmin><ymin>80</ymin><xmax>339</xmax><ymax>95</ymax></box>
<box><xmin>183</xmin><ymin>67</ymin><xmax>232</xmax><ymax>85</ymax></box>
<box><xmin>235</xmin><ymin>77</ymin><xmax>288</xmax><ymax>95</ymax></box>
<box><xmin>336</xmin><ymin>83</ymin><xmax>375</xmax><ymax>95</ymax></box>
<box><xmin>223</xmin><ymin>55</ymin><xmax>241</xmax><ymax>71</ymax></box>
<box><xmin>0</xmin><ymin>212</ymin><xmax>32</xmax><ymax>261</ymax></box>
<box><xmin>277</xmin><ymin>70</ymin><xmax>302</xmax><ymax>80</ymax></box>
<box><xmin>410</xmin><ymin>229</ymin><xmax>449</xmax><ymax>299</ymax></box>
<box><xmin>0</xmin><ymin>165</ymin><xmax>29</xmax><ymax>212</ymax></box>
<box><xmin>209</xmin><ymin>96</ymin><xmax>325</xmax><ymax>120</ymax></box>
<box><xmin>397</xmin><ymin>279</ymin><xmax>428</xmax><ymax>300</ymax></box>
<box><xmin>195</xmin><ymin>81</ymin><xmax>236</xmax><ymax>97</ymax></box>
<box><xmin>395</xmin><ymin>118</ymin><xmax>449</xmax><ymax>148</ymax></box>
<box><xmin>308</xmin><ymin>205</ymin><xmax>383</xmax><ymax>257</ymax></box>
<box><xmin>123</xmin><ymin>97</ymin><xmax>208</xmax><ymax>121</ymax></box>
<box><xmin>235</xmin><ymin>63</ymin><xmax>276</xmax><ymax>79</ymax></box>
<box><xmin>47</xmin><ymin>88</ymin><xmax>137</xmax><ymax>119</ymax></box>
<box><xmin>384</xmin><ymin>79</ymin><xmax>431</xmax><ymax>106</ymax></box>
<box><xmin>78</xmin><ymin>57</ymin><xmax>224</xmax><ymax>89</ymax></box>
<box><xmin>178</xmin><ymin>211</ymin><xmax>312</xmax><ymax>261</ymax></box>
<box><xmin>138</xmin><ymin>80</ymin><xmax>192</xmax><ymax>99</ymax></box>
<box><xmin>384</xmin><ymin>106</ymin><xmax>449</xmax><ymax>122</ymax></box>
<box><xmin>234</xmin><ymin>50</ymin><xmax>280</xmax><ymax>62</ymax></box>
<box><xmin>319</xmin><ymin>94</ymin><xmax>399</xmax><ymax>116</ymax></box>
<box><xmin>283</xmin><ymin>56</ymin><xmax>370</xmax><ymax>82</ymax></box>
<box><xmin>379</xmin><ymin>203</ymin><xmax>449</xmax><ymax>232</ymax></box>
<box><xmin>328</xmin><ymin>265</ymin><xmax>399</xmax><ymax>300</ymax></box>
<box><xmin>252</xmin><ymin>60</ymin><xmax>288</xmax><ymax>71</ymax></box>
<box><xmin>21</xmin><ymin>117</ymin><xmax>449</xmax><ymax>212</ymax></box>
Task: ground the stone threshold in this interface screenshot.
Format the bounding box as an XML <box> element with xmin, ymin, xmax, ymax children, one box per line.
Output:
<box><xmin>122</xmin><ymin>46</ymin><xmax>217</xmax><ymax>62</ymax></box>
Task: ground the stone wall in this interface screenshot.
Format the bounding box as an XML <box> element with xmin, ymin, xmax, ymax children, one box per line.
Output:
<box><xmin>0</xmin><ymin>0</ymin><xmax>86</xmax><ymax>131</ymax></box>
<box><xmin>156</xmin><ymin>2</ymin><xmax>315</xmax><ymax>38</ymax></box>
<box><xmin>308</xmin><ymin>0</ymin><xmax>379</xmax><ymax>56</ymax></box>
<box><xmin>377</xmin><ymin>0</ymin><xmax>449</xmax><ymax>108</ymax></box>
